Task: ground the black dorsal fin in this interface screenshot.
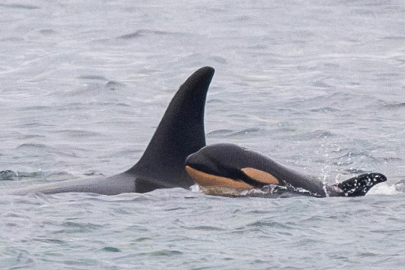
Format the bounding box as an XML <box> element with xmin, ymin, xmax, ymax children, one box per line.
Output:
<box><xmin>128</xmin><ymin>67</ymin><xmax>215</xmax><ymax>188</ymax></box>
<box><xmin>336</xmin><ymin>173</ymin><xmax>387</xmax><ymax>196</ymax></box>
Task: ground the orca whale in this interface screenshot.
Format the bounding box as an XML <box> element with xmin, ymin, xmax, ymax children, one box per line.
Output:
<box><xmin>12</xmin><ymin>66</ymin><xmax>215</xmax><ymax>195</ymax></box>
<box><xmin>185</xmin><ymin>143</ymin><xmax>387</xmax><ymax>197</ymax></box>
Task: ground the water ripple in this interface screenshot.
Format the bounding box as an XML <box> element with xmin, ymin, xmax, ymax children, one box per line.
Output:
<box><xmin>0</xmin><ymin>3</ymin><xmax>40</xmax><ymax>10</ymax></box>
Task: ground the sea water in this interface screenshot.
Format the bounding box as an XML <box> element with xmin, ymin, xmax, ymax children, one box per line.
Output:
<box><xmin>1</xmin><ymin>0</ymin><xmax>405</xmax><ymax>269</ymax></box>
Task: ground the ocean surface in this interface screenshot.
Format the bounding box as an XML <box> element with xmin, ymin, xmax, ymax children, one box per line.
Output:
<box><xmin>1</xmin><ymin>0</ymin><xmax>405</xmax><ymax>269</ymax></box>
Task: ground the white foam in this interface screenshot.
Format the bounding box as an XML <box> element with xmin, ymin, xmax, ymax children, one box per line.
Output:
<box><xmin>365</xmin><ymin>182</ymin><xmax>401</xmax><ymax>196</ymax></box>
<box><xmin>190</xmin><ymin>184</ymin><xmax>202</xmax><ymax>193</ymax></box>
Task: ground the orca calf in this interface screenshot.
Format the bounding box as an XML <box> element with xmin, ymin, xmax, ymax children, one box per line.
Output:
<box><xmin>12</xmin><ymin>66</ymin><xmax>215</xmax><ymax>195</ymax></box>
<box><xmin>185</xmin><ymin>143</ymin><xmax>386</xmax><ymax>197</ymax></box>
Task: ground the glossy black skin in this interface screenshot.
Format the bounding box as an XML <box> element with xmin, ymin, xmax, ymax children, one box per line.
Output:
<box><xmin>186</xmin><ymin>143</ymin><xmax>387</xmax><ymax>197</ymax></box>
<box><xmin>13</xmin><ymin>67</ymin><xmax>215</xmax><ymax>195</ymax></box>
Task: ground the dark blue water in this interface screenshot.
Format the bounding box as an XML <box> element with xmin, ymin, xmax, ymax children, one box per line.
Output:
<box><xmin>1</xmin><ymin>0</ymin><xmax>405</xmax><ymax>269</ymax></box>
